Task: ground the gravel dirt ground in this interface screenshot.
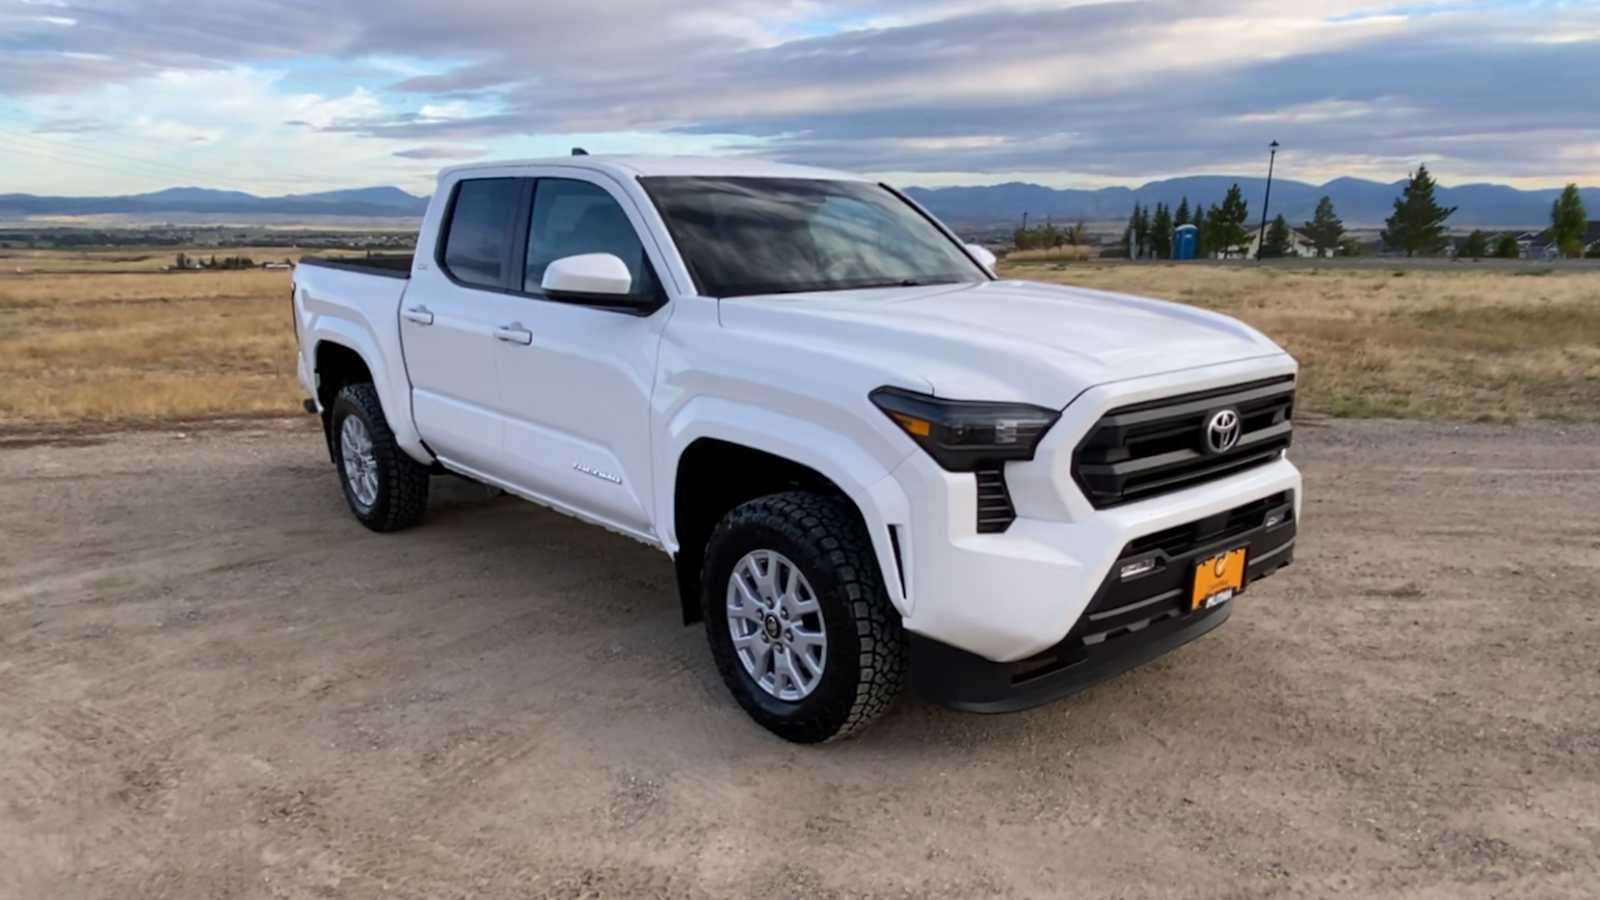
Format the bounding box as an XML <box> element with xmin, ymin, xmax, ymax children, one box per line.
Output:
<box><xmin>2</xmin><ymin>418</ymin><xmax>1597</xmax><ymax>899</ymax></box>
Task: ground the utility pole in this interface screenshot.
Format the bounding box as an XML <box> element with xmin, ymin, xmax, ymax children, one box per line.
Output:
<box><xmin>1254</xmin><ymin>140</ymin><xmax>1279</xmax><ymax>261</ymax></box>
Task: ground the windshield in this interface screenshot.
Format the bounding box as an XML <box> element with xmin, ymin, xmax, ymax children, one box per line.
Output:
<box><xmin>639</xmin><ymin>176</ymin><xmax>988</xmax><ymax>298</ymax></box>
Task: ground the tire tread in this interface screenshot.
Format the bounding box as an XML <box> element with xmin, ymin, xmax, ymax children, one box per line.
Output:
<box><xmin>701</xmin><ymin>491</ymin><xmax>906</xmax><ymax>742</ymax></box>
<box><xmin>333</xmin><ymin>383</ymin><xmax>429</xmax><ymax>532</ymax></box>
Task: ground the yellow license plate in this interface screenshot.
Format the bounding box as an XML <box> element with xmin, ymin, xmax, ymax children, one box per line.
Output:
<box><xmin>1191</xmin><ymin>547</ymin><xmax>1247</xmax><ymax>611</ymax></box>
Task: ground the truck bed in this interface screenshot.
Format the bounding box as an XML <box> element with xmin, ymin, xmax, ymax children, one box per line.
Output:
<box><xmin>291</xmin><ymin>257</ymin><xmax>415</xmax><ymax>440</ymax></box>
<box><xmin>298</xmin><ymin>254</ymin><xmax>414</xmax><ymax>278</ymax></box>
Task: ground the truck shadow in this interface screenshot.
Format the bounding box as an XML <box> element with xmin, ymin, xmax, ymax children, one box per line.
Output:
<box><xmin>409</xmin><ymin>475</ymin><xmax>1109</xmax><ymax>754</ymax></box>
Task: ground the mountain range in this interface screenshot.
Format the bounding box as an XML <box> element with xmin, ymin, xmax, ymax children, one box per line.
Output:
<box><xmin>1</xmin><ymin>178</ymin><xmax>1594</xmax><ymax>229</ymax></box>
<box><xmin>0</xmin><ymin>186</ymin><xmax>429</xmax><ymax>219</ymax></box>
<box><xmin>905</xmin><ymin>177</ymin><xmax>1600</xmax><ymax>229</ymax></box>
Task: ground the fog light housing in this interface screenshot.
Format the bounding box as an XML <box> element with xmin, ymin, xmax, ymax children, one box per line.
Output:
<box><xmin>1265</xmin><ymin>511</ymin><xmax>1286</xmax><ymax>529</ymax></box>
<box><xmin>1119</xmin><ymin>557</ymin><xmax>1158</xmax><ymax>581</ymax></box>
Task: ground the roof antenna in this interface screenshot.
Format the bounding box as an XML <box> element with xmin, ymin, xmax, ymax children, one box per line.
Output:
<box><xmin>571</xmin><ymin>147</ymin><xmax>589</xmax><ymax>156</ymax></box>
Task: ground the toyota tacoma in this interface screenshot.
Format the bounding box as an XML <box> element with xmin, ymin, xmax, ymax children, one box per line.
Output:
<box><xmin>290</xmin><ymin>154</ymin><xmax>1301</xmax><ymax>743</ymax></box>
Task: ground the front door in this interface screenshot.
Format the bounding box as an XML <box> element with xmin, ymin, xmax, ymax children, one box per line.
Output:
<box><xmin>492</xmin><ymin>176</ymin><xmax>672</xmax><ymax>538</ymax></box>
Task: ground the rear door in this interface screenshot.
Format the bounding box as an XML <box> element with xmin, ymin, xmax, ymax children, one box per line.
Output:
<box><xmin>400</xmin><ymin>176</ymin><xmax>528</xmax><ymax>475</ymax></box>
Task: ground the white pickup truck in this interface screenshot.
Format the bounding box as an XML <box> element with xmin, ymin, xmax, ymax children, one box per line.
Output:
<box><xmin>292</xmin><ymin>154</ymin><xmax>1301</xmax><ymax>742</ymax></box>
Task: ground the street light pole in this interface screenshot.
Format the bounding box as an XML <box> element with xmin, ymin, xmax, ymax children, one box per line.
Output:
<box><xmin>1254</xmin><ymin>140</ymin><xmax>1279</xmax><ymax>261</ymax></box>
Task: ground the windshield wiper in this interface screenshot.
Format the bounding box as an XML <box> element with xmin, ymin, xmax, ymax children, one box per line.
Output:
<box><xmin>853</xmin><ymin>278</ymin><xmax>956</xmax><ymax>290</ymax></box>
<box><xmin>726</xmin><ymin>278</ymin><xmax>966</xmax><ymax>297</ymax></box>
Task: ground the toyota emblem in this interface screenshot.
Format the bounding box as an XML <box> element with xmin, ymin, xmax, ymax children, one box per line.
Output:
<box><xmin>1204</xmin><ymin>408</ymin><xmax>1242</xmax><ymax>454</ymax></box>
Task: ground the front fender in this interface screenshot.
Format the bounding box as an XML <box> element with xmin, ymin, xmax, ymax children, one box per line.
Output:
<box><xmin>657</xmin><ymin>397</ymin><xmax>917</xmax><ymax>615</ymax></box>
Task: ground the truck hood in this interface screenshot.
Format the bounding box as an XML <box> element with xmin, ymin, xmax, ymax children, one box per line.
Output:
<box><xmin>717</xmin><ymin>279</ymin><xmax>1288</xmax><ymax>406</ymax></box>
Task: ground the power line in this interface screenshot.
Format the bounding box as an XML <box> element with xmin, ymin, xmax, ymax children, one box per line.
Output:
<box><xmin>0</xmin><ymin>128</ymin><xmax>337</xmax><ymax>193</ymax></box>
<box><xmin>1</xmin><ymin>127</ymin><xmax>328</xmax><ymax>188</ymax></box>
<box><xmin>0</xmin><ymin>138</ymin><xmax>231</xmax><ymax>190</ymax></box>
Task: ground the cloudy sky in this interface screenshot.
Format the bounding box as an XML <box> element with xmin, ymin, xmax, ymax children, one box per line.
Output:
<box><xmin>2</xmin><ymin>0</ymin><xmax>1597</xmax><ymax>196</ymax></box>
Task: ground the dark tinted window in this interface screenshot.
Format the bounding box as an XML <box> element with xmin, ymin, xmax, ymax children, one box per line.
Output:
<box><xmin>441</xmin><ymin>178</ymin><xmax>521</xmax><ymax>288</ymax></box>
<box><xmin>525</xmin><ymin>179</ymin><xmax>656</xmax><ymax>295</ymax></box>
<box><xmin>640</xmin><ymin>177</ymin><xmax>984</xmax><ymax>298</ymax></box>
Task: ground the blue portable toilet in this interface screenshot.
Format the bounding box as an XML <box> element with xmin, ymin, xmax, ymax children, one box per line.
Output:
<box><xmin>1173</xmin><ymin>224</ymin><xmax>1198</xmax><ymax>260</ymax></box>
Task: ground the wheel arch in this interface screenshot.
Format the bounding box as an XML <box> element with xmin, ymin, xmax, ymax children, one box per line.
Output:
<box><xmin>310</xmin><ymin>337</ymin><xmax>380</xmax><ymax>462</ymax></box>
<box><xmin>662</xmin><ymin>413</ymin><xmax>913</xmax><ymax>627</ymax></box>
<box><xmin>313</xmin><ymin>340</ymin><xmax>373</xmax><ymax>409</ymax></box>
<box><xmin>307</xmin><ymin>329</ymin><xmax>431</xmax><ymax>465</ymax></box>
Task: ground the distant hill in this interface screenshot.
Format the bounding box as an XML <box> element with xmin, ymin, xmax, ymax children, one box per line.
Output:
<box><xmin>4</xmin><ymin>178</ymin><xmax>1594</xmax><ymax>229</ymax></box>
<box><xmin>905</xmin><ymin>177</ymin><xmax>1600</xmax><ymax>229</ymax></box>
<box><xmin>0</xmin><ymin>186</ymin><xmax>430</xmax><ymax>219</ymax></box>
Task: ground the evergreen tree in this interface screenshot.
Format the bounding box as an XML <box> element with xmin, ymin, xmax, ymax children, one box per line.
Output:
<box><xmin>1210</xmin><ymin>185</ymin><xmax>1251</xmax><ymax>258</ymax></box>
<box><xmin>1151</xmin><ymin>203</ymin><xmax>1174</xmax><ymax>259</ymax></box>
<box><xmin>1338</xmin><ymin>236</ymin><xmax>1364</xmax><ymax>257</ymax></box>
<box><xmin>1302</xmin><ymin>196</ymin><xmax>1345</xmax><ymax>258</ymax></box>
<box><xmin>1133</xmin><ymin>203</ymin><xmax>1151</xmax><ymax>258</ymax></box>
<box><xmin>1066</xmin><ymin>220</ymin><xmax>1088</xmax><ymax>246</ymax></box>
<box><xmin>1493</xmin><ymin>233</ymin><xmax>1520</xmax><ymax>259</ymax></box>
<box><xmin>1196</xmin><ymin>204</ymin><xmax>1216</xmax><ymax>257</ymax></box>
<box><xmin>1459</xmin><ymin>230</ymin><xmax>1490</xmax><ymax>259</ymax></box>
<box><xmin>1550</xmin><ymin>184</ymin><xmax>1588</xmax><ymax>258</ymax></box>
<box><xmin>1174</xmin><ymin>197</ymin><xmax>1191</xmax><ymax>227</ymax></box>
<box><xmin>1381</xmin><ymin>164</ymin><xmax>1456</xmax><ymax>257</ymax></box>
<box><xmin>1260</xmin><ymin>215</ymin><xmax>1293</xmax><ymax>258</ymax></box>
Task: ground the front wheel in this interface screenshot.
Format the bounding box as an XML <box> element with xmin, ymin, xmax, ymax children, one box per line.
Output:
<box><xmin>701</xmin><ymin>492</ymin><xmax>907</xmax><ymax>743</ymax></box>
<box><xmin>330</xmin><ymin>383</ymin><xmax>430</xmax><ymax>532</ymax></box>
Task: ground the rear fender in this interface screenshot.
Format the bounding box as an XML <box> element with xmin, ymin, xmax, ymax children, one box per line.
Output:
<box><xmin>305</xmin><ymin>318</ymin><xmax>431</xmax><ymax>464</ymax></box>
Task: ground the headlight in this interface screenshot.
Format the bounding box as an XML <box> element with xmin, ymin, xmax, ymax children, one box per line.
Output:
<box><xmin>870</xmin><ymin>386</ymin><xmax>1059</xmax><ymax>472</ymax></box>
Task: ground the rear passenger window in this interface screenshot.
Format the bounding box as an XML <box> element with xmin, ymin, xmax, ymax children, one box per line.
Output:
<box><xmin>525</xmin><ymin>179</ymin><xmax>657</xmax><ymax>295</ymax></box>
<box><xmin>441</xmin><ymin>178</ymin><xmax>521</xmax><ymax>288</ymax></box>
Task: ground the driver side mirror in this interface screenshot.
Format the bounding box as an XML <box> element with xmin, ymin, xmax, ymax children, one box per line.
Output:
<box><xmin>965</xmin><ymin>243</ymin><xmax>998</xmax><ymax>272</ymax></box>
<box><xmin>541</xmin><ymin>253</ymin><xmax>635</xmax><ymax>299</ymax></box>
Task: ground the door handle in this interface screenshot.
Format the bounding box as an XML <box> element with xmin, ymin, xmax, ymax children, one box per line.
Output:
<box><xmin>402</xmin><ymin>306</ymin><xmax>434</xmax><ymax>325</ymax></box>
<box><xmin>494</xmin><ymin>323</ymin><xmax>533</xmax><ymax>345</ymax></box>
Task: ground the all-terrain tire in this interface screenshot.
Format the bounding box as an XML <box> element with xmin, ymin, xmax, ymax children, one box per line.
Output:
<box><xmin>701</xmin><ymin>491</ymin><xmax>907</xmax><ymax>743</ymax></box>
<box><xmin>330</xmin><ymin>382</ymin><xmax>430</xmax><ymax>532</ymax></box>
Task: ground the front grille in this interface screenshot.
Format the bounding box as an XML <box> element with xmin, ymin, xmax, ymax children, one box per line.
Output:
<box><xmin>1073</xmin><ymin>376</ymin><xmax>1294</xmax><ymax>508</ymax></box>
<box><xmin>1125</xmin><ymin>490</ymin><xmax>1292</xmax><ymax>559</ymax></box>
<box><xmin>974</xmin><ymin>466</ymin><xmax>1016</xmax><ymax>533</ymax></box>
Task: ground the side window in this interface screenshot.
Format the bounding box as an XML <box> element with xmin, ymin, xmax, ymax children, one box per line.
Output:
<box><xmin>441</xmin><ymin>178</ymin><xmax>521</xmax><ymax>288</ymax></box>
<box><xmin>525</xmin><ymin>179</ymin><xmax>657</xmax><ymax>295</ymax></box>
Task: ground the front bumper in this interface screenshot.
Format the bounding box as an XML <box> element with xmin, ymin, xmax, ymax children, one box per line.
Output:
<box><xmin>910</xmin><ymin>495</ymin><xmax>1296</xmax><ymax>713</ymax></box>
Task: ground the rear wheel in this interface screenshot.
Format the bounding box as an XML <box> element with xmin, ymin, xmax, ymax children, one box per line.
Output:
<box><xmin>701</xmin><ymin>492</ymin><xmax>906</xmax><ymax>743</ymax></box>
<box><xmin>330</xmin><ymin>383</ymin><xmax>430</xmax><ymax>532</ymax></box>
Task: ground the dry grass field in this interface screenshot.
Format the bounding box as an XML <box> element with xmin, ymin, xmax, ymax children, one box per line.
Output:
<box><xmin>0</xmin><ymin>248</ymin><xmax>352</xmax><ymax>426</ymax></box>
<box><xmin>1002</xmin><ymin>244</ymin><xmax>1097</xmax><ymax>262</ymax></box>
<box><xmin>1</xmin><ymin>250</ymin><xmax>1596</xmax><ymax>427</ymax></box>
